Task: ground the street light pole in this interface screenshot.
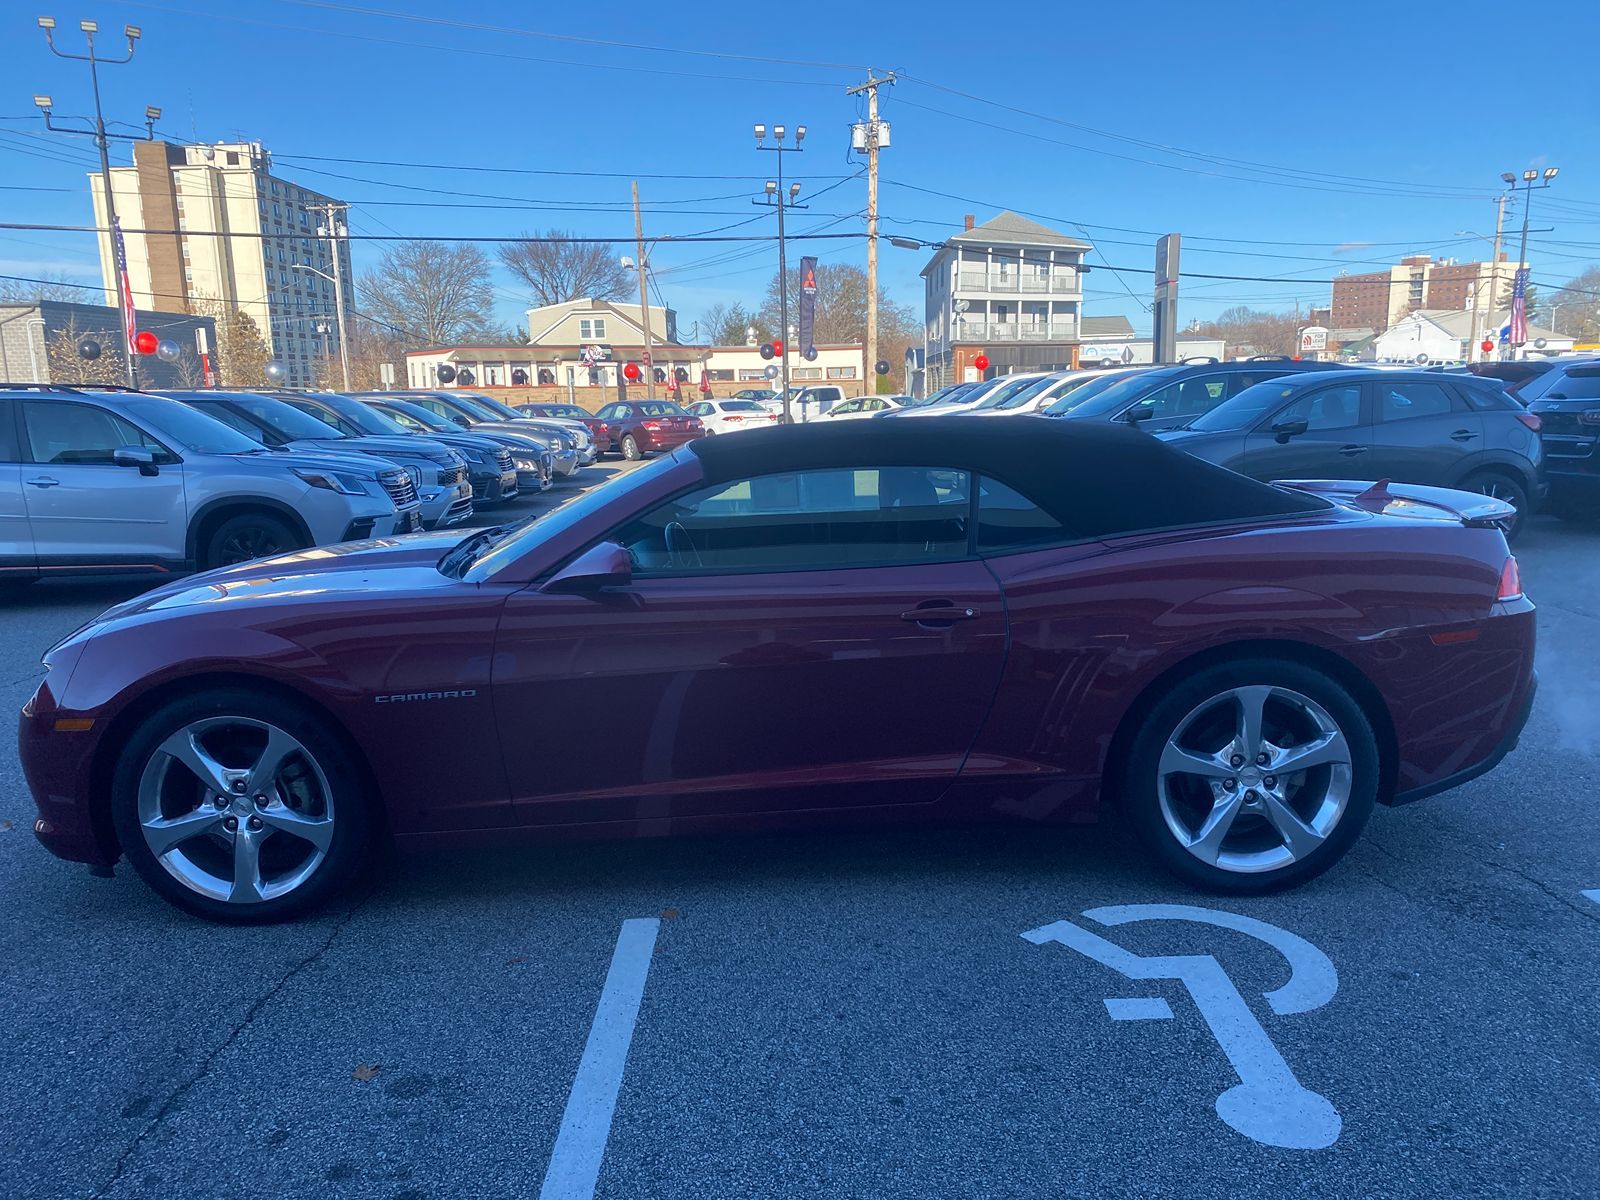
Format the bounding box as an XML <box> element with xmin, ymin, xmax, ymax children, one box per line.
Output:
<box><xmin>754</xmin><ymin>123</ymin><xmax>806</xmax><ymax>423</ymax></box>
<box><xmin>1502</xmin><ymin>166</ymin><xmax>1559</xmax><ymax>357</ymax></box>
<box><xmin>290</xmin><ymin>259</ymin><xmax>351</xmax><ymax>390</ymax></box>
<box><xmin>36</xmin><ymin>18</ymin><xmax>160</xmax><ymax>388</ymax></box>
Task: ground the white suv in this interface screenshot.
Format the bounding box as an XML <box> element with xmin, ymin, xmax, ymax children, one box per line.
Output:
<box><xmin>0</xmin><ymin>388</ymin><xmax>420</xmax><ymax>582</ymax></box>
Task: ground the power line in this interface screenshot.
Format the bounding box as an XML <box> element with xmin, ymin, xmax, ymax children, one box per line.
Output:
<box><xmin>0</xmin><ymin>221</ymin><xmax>870</xmax><ymax>247</ymax></box>
<box><xmin>271</xmin><ymin>152</ymin><xmax>855</xmax><ymax>183</ymax></box>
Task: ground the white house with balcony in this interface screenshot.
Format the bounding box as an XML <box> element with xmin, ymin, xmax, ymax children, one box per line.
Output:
<box><xmin>920</xmin><ymin>211</ymin><xmax>1089</xmax><ymax>390</ymax></box>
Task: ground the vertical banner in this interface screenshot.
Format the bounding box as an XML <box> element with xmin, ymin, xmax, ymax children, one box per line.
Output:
<box><xmin>1508</xmin><ymin>267</ymin><xmax>1530</xmax><ymax>348</ymax></box>
<box><xmin>195</xmin><ymin>325</ymin><xmax>215</xmax><ymax>387</ymax></box>
<box><xmin>112</xmin><ymin>216</ymin><xmax>138</xmax><ymax>354</ymax></box>
<box><xmin>798</xmin><ymin>256</ymin><xmax>818</xmax><ymax>357</ymax></box>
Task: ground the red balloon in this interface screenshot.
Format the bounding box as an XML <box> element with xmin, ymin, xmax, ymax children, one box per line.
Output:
<box><xmin>772</xmin><ymin>339</ymin><xmax>784</xmax><ymax>356</ymax></box>
<box><xmin>1481</xmin><ymin>340</ymin><xmax>1495</xmax><ymax>353</ymax></box>
<box><xmin>623</xmin><ymin>362</ymin><xmax>641</xmax><ymax>381</ymax></box>
<box><xmin>973</xmin><ymin>353</ymin><xmax>990</xmax><ymax>371</ymax></box>
<box><xmin>135</xmin><ymin>331</ymin><xmax>159</xmax><ymax>355</ymax></box>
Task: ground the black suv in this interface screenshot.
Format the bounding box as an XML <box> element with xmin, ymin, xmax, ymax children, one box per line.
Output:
<box><xmin>1045</xmin><ymin>357</ymin><xmax>1342</xmax><ymax>432</ymax></box>
<box><xmin>1157</xmin><ymin>369</ymin><xmax>1545</xmax><ymax>536</ymax></box>
<box><xmin>1526</xmin><ymin>363</ymin><xmax>1600</xmax><ymax>521</ymax></box>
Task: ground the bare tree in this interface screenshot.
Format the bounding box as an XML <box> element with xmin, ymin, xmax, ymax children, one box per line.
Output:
<box><xmin>759</xmin><ymin>262</ymin><xmax>919</xmax><ymax>391</ymax></box>
<box><xmin>697</xmin><ymin>301</ymin><xmax>768</xmax><ymax>346</ymax></box>
<box><xmin>172</xmin><ymin>349</ymin><xmax>206</xmax><ymax>388</ymax></box>
<box><xmin>358</xmin><ymin>240</ymin><xmax>496</xmax><ymax>346</ymax></box>
<box><xmin>1553</xmin><ymin>266</ymin><xmax>1600</xmax><ymax>343</ymax></box>
<box><xmin>188</xmin><ymin>300</ymin><xmax>271</xmax><ymax>387</ymax></box>
<box><xmin>0</xmin><ymin>271</ymin><xmax>92</xmax><ymax>304</ymax></box>
<box><xmin>499</xmin><ymin>231</ymin><xmax>631</xmax><ymax>309</ymax></box>
<box><xmin>1189</xmin><ymin>306</ymin><xmax>1301</xmax><ymax>357</ymax></box>
<box><xmin>44</xmin><ymin>315</ymin><xmax>127</xmax><ymax>384</ymax></box>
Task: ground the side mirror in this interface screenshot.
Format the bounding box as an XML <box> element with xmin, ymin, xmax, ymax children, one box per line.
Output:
<box><xmin>113</xmin><ymin>446</ymin><xmax>159</xmax><ymax>476</ymax></box>
<box><xmin>541</xmin><ymin>541</ymin><xmax>632</xmax><ymax>595</ymax></box>
<box><xmin>1125</xmin><ymin>405</ymin><xmax>1153</xmax><ymax>423</ymax></box>
<box><xmin>1271</xmin><ymin>417</ymin><xmax>1309</xmax><ymax>443</ymax></box>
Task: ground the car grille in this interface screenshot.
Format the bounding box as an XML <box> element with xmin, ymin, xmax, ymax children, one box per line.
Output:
<box><xmin>495</xmin><ymin>447</ymin><xmax>514</xmax><ymax>470</ymax></box>
<box><xmin>379</xmin><ymin>469</ymin><xmax>419</xmax><ymax>508</ymax></box>
<box><xmin>439</xmin><ymin>464</ymin><xmax>467</xmax><ymax>486</ymax></box>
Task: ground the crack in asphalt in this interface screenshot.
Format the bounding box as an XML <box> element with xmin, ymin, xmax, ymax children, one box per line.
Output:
<box><xmin>87</xmin><ymin>887</ymin><xmax>377</xmax><ymax>1200</ymax></box>
<box><xmin>1484</xmin><ymin>859</ymin><xmax>1600</xmax><ymax>925</ymax></box>
<box><xmin>1367</xmin><ymin>829</ymin><xmax>1600</xmax><ymax>928</ymax></box>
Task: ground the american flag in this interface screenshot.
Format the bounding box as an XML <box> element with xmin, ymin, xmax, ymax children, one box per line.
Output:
<box><xmin>1508</xmin><ymin>267</ymin><xmax>1530</xmax><ymax>347</ymax></box>
<box><xmin>111</xmin><ymin>216</ymin><xmax>138</xmax><ymax>354</ymax></box>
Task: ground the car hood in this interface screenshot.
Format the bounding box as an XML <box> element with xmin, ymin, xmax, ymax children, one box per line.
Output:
<box><xmin>91</xmin><ymin>531</ymin><xmax>469</xmax><ymax>621</ymax></box>
<box><xmin>221</xmin><ymin>446</ymin><xmax>396</xmax><ymax>477</ymax></box>
<box><xmin>284</xmin><ymin>435</ymin><xmax>453</xmax><ymax>463</ymax></box>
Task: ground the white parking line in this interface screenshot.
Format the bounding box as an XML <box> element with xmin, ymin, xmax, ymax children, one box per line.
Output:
<box><xmin>539</xmin><ymin>918</ymin><xmax>661</xmax><ymax>1200</ymax></box>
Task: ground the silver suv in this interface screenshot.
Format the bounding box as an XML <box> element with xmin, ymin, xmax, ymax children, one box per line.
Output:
<box><xmin>0</xmin><ymin>388</ymin><xmax>420</xmax><ymax>581</ymax></box>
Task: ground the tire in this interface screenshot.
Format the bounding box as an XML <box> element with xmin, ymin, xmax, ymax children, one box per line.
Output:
<box><xmin>1121</xmin><ymin>657</ymin><xmax>1379</xmax><ymax>894</ymax></box>
<box><xmin>621</xmin><ymin>434</ymin><xmax>642</xmax><ymax>461</ymax></box>
<box><xmin>110</xmin><ymin>688</ymin><xmax>374</xmax><ymax>924</ymax></box>
<box><xmin>204</xmin><ymin>512</ymin><xmax>301</xmax><ymax>570</ymax></box>
<box><xmin>1460</xmin><ymin>471</ymin><xmax>1530</xmax><ymax>542</ymax></box>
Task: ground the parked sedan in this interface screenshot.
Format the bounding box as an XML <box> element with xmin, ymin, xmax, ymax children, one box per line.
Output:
<box><xmin>446</xmin><ymin>391</ymin><xmax>600</xmax><ymax>464</ymax></box>
<box><xmin>360</xmin><ymin>391</ymin><xmax>590</xmax><ymax>475</ymax></box>
<box><xmin>23</xmin><ymin>417</ymin><xmax>1533</xmax><ymax>921</ymax></box>
<box><xmin>684</xmin><ymin>398</ymin><xmax>781</xmax><ymax>434</ymax></box>
<box><xmin>360</xmin><ymin>397</ymin><xmax>553</xmax><ymax>494</ymax></box>
<box><xmin>591</xmin><ymin>399</ymin><xmax>705</xmax><ymax>459</ymax></box>
<box><xmin>1158</xmin><ymin>369</ymin><xmax>1544</xmax><ymax>535</ymax></box>
<box><xmin>514</xmin><ymin>402</ymin><xmax>612</xmax><ymax>451</ymax></box>
<box><xmin>273</xmin><ymin>391</ymin><xmax>522</xmax><ymax>506</ymax></box>
<box><xmin>822</xmin><ymin>396</ymin><xmax>907</xmax><ymax>420</ymax></box>
<box><xmin>1047</xmin><ymin>359</ymin><xmax>1340</xmax><ymax>432</ymax></box>
<box><xmin>162</xmin><ymin>391</ymin><xmax>474</xmax><ymax>530</ymax></box>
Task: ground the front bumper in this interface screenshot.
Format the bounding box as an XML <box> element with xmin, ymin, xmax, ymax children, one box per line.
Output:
<box><xmin>472</xmin><ymin>468</ymin><xmax>522</xmax><ymax>504</ymax></box>
<box><xmin>21</xmin><ymin>676</ymin><xmax>116</xmax><ymax>867</ymax></box>
<box><xmin>640</xmin><ymin>430</ymin><xmax>702</xmax><ymax>453</ymax></box>
<box><xmin>551</xmin><ymin>448</ymin><xmax>580</xmax><ymax>477</ymax></box>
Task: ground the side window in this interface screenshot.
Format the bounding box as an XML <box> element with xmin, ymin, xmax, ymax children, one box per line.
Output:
<box><xmin>1379</xmin><ymin>382</ymin><xmax>1456</xmax><ymax>423</ymax></box>
<box><xmin>976</xmin><ymin>476</ymin><xmax>1071</xmax><ymax>552</ymax></box>
<box><xmin>0</xmin><ymin>401</ymin><xmax>17</xmax><ymax>461</ymax></box>
<box><xmin>613</xmin><ymin>467</ymin><xmax>972</xmax><ymax>574</ymax></box>
<box><xmin>1133</xmin><ymin>374</ymin><xmax>1227</xmax><ymax>419</ymax></box>
<box><xmin>22</xmin><ymin>402</ymin><xmax>173</xmax><ymax>465</ymax></box>
<box><xmin>386</xmin><ymin>409</ymin><xmax>426</xmax><ymax>432</ymax></box>
<box><xmin>614</xmin><ymin>404</ymin><xmax>633</xmax><ymax>419</ymax></box>
<box><xmin>831</xmin><ymin>399</ymin><xmax>861</xmax><ymax>415</ymax></box>
<box><xmin>194</xmin><ymin>405</ymin><xmax>264</xmax><ymax>440</ymax></box>
<box><xmin>1269</xmin><ymin>385</ymin><xmax>1363</xmax><ymax>433</ymax></box>
<box><xmin>1225</xmin><ymin>370</ymin><xmax>1290</xmax><ymax>397</ymax></box>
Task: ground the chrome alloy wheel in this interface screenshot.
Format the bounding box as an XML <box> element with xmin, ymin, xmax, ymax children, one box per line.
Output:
<box><xmin>1156</xmin><ymin>685</ymin><xmax>1353</xmax><ymax>874</ymax></box>
<box><xmin>136</xmin><ymin>717</ymin><xmax>335</xmax><ymax>904</ymax></box>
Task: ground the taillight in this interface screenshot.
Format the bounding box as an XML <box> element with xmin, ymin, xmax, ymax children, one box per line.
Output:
<box><xmin>724</xmin><ymin>415</ymin><xmax>743</xmax><ymax>422</ymax></box>
<box><xmin>1497</xmin><ymin>556</ymin><xmax>1522</xmax><ymax>602</ymax></box>
<box><xmin>642</xmin><ymin>419</ymin><xmax>661</xmax><ymax>429</ymax></box>
<box><xmin>1515</xmin><ymin>411</ymin><xmax>1542</xmax><ymax>433</ymax></box>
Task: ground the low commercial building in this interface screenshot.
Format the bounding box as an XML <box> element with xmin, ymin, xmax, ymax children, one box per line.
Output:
<box><xmin>0</xmin><ymin>300</ymin><xmax>216</xmax><ymax>387</ymax></box>
<box><xmin>1077</xmin><ymin>315</ymin><xmax>1225</xmax><ymax>366</ymax></box>
<box><xmin>1373</xmin><ymin>309</ymin><xmax>1575</xmax><ymax>363</ymax></box>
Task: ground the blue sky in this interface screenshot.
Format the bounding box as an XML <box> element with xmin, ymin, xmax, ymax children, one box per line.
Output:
<box><xmin>3</xmin><ymin>0</ymin><xmax>1598</xmax><ymax>336</ymax></box>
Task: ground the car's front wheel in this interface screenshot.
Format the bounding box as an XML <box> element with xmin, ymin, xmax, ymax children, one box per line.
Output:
<box><xmin>110</xmin><ymin>688</ymin><xmax>374</xmax><ymax>923</ymax></box>
<box><xmin>204</xmin><ymin>512</ymin><xmax>302</xmax><ymax>569</ymax></box>
<box><xmin>621</xmin><ymin>434</ymin><xmax>643</xmax><ymax>461</ymax></box>
<box><xmin>1122</xmin><ymin>658</ymin><xmax>1378</xmax><ymax>893</ymax></box>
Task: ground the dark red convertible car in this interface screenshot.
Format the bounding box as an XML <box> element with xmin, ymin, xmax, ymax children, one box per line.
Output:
<box><xmin>21</xmin><ymin>417</ymin><xmax>1535</xmax><ymax>922</ymax></box>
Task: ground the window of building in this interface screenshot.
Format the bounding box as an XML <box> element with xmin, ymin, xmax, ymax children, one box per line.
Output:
<box><xmin>738</xmin><ymin>369</ymin><xmax>768</xmax><ymax>381</ymax></box>
<box><xmin>578</xmin><ymin>317</ymin><xmax>607</xmax><ymax>339</ymax></box>
<box><xmin>227</xmin><ymin>151</ymin><xmax>240</xmax><ymax>166</ymax></box>
<box><xmin>826</xmin><ymin>366</ymin><xmax>858</xmax><ymax>380</ymax></box>
<box><xmin>707</xmin><ymin>370</ymin><xmax>735</xmax><ymax>381</ymax></box>
<box><xmin>792</xmin><ymin>367</ymin><xmax>822</xmax><ymax>379</ymax></box>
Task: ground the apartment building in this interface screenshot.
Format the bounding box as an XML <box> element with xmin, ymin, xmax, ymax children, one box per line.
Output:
<box><xmin>1331</xmin><ymin>254</ymin><xmax>1521</xmax><ymax>332</ymax></box>
<box><xmin>90</xmin><ymin>141</ymin><xmax>352</xmax><ymax>387</ymax></box>
<box><xmin>920</xmin><ymin>212</ymin><xmax>1089</xmax><ymax>390</ymax></box>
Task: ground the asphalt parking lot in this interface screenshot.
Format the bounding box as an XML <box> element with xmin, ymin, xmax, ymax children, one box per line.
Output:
<box><xmin>1</xmin><ymin>480</ymin><xmax>1597</xmax><ymax>1200</ymax></box>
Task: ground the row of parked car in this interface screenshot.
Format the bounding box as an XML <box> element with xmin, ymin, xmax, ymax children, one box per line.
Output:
<box><xmin>0</xmin><ymin>385</ymin><xmax>606</xmax><ymax>583</ymax></box>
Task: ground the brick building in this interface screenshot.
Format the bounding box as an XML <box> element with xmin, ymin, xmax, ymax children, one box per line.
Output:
<box><xmin>1331</xmin><ymin>254</ymin><xmax>1521</xmax><ymax>332</ymax></box>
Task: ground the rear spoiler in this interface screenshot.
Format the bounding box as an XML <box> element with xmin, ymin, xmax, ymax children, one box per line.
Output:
<box><xmin>1273</xmin><ymin>478</ymin><xmax>1516</xmax><ymax>527</ymax></box>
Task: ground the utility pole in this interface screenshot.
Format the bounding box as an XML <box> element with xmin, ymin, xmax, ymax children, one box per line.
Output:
<box><xmin>631</xmin><ymin>181</ymin><xmax>656</xmax><ymax>401</ymax></box>
<box><xmin>35</xmin><ymin>18</ymin><xmax>161</xmax><ymax>389</ymax></box>
<box><xmin>1499</xmin><ymin>166</ymin><xmax>1560</xmax><ymax>358</ymax></box>
<box><xmin>310</xmin><ymin>202</ymin><xmax>353</xmax><ymax>390</ymax></box>
<box><xmin>846</xmin><ymin>72</ymin><xmax>894</xmax><ymax>393</ymax></box>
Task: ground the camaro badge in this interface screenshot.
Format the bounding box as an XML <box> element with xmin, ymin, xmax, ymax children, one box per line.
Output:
<box><xmin>375</xmin><ymin>689</ymin><xmax>479</xmax><ymax>704</ymax></box>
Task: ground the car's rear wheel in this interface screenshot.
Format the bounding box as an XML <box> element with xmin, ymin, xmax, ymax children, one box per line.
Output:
<box><xmin>1123</xmin><ymin>658</ymin><xmax>1378</xmax><ymax>893</ymax></box>
<box><xmin>621</xmin><ymin>434</ymin><xmax>643</xmax><ymax>461</ymax></box>
<box><xmin>204</xmin><ymin>512</ymin><xmax>301</xmax><ymax>569</ymax></box>
<box><xmin>110</xmin><ymin>688</ymin><xmax>373</xmax><ymax>923</ymax></box>
<box><xmin>1461</xmin><ymin>471</ymin><xmax>1529</xmax><ymax>541</ymax></box>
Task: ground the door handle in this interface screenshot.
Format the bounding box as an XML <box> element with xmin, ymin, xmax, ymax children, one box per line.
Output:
<box><xmin>1337</xmin><ymin>445</ymin><xmax>1368</xmax><ymax>457</ymax></box>
<box><xmin>24</xmin><ymin>476</ymin><xmax>60</xmax><ymax>488</ymax></box>
<box><xmin>899</xmin><ymin>604</ymin><xmax>980</xmax><ymax>626</ymax></box>
<box><xmin>1450</xmin><ymin>429</ymin><xmax>1478</xmax><ymax>442</ymax></box>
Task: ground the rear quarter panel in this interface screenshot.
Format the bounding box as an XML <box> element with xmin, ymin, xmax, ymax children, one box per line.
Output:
<box><xmin>963</xmin><ymin>512</ymin><xmax>1533</xmax><ymax>819</ymax></box>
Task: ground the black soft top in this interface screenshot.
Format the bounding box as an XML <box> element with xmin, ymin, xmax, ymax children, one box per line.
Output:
<box><xmin>686</xmin><ymin>414</ymin><xmax>1326</xmax><ymax>538</ymax></box>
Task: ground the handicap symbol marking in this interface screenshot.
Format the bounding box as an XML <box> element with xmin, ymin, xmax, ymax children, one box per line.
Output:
<box><xmin>1023</xmin><ymin>904</ymin><xmax>1341</xmax><ymax>1150</ymax></box>
<box><xmin>1584</xmin><ymin>889</ymin><xmax>1600</xmax><ymax>907</ymax></box>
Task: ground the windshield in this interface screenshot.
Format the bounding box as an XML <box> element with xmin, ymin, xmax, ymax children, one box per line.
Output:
<box><xmin>973</xmin><ymin>376</ymin><xmax>1049</xmax><ymax>410</ymax></box>
<box><xmin>376</xmin><ymin>400</ymin><xmax>449</xmax><ymax>431</ymax></box>
<box><xmin>203</xmin><ymin>394</ymin><xmax>349</xmax><ymax>442</ymax></box>
<box><xmin>721</xmin><ymin>400</ymin><xmax>766</xmax><ymax>412</ymax></box>
<box><xmin>991</xmin><ymin>377</ymin><xmax>1060</xmax><ymax>410</ymax></box>
<box><xmin>637</xmin><ymin>401</ymin><xmax>688</xmax><ymax>417</ymax></box>
<box><xmin>1185</xmin><ymin>379</ymin><xmax>1302</xmax><ymax>432</ymax></box>
<box><xmin>464</xmin><ymin>453</ymin><xmax>681</xmax><ymax>580</ymax></box>
<box><xmin>1054</xmin><ymin>369</ymin><xmax>1177</xmax><ymax>418</ymax></box>
<box><xmin>440</xmin><ymin>393</ymin><xmax>502</xmax><ymax>420</ymax></box>
<box><xmin>296</xmin><ymin>392</ymin><xmax>408</xmax><ymax>436</ymax></box>
<box><xmin>457</xmin><ymin>392</ymin><xmax>521</xmax><ymax>419</ymax></box>
<box><xmin>117</xmin><ymin>397</ymin><xmax>266</xmax><ymax>455</ymax></box>
<box><xmin>540</xmin><ymin>405</ymin><xmax>590</xmax><ymax>418</ymax></box>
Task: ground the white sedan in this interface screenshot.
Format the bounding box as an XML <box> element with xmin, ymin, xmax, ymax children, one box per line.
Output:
<box><xmin>685</xmin><ymin>398</ymin><xmax>781</xmax><ymax>434</ymax></box>
<box><xmin>823</xmin><ymin>396</ymin><xmax>908</xmax><ymax>420</ymax></box>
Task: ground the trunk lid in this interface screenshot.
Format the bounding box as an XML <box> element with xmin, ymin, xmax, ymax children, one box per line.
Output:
<box><xmin>1273</xmin><ymin>478</ymin><xmax>1516</xmax><ymax>527</ymax></box>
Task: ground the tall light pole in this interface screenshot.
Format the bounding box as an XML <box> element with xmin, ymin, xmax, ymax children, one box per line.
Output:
<box><xmin>754</xmin><ymin>123</ymin><xmax>805</xmax><ymax>423</ymax></box>
<box><xmin>1502</xmin><ymin>166</ymin><xmax>1558</xmax><ymax>356</ymax></box>
<box><xmin>35</xmin><ymin>17</ymin><xmax>160</xmax><ymax>388</ymax></box>
<box><xmin>304</xmin><ymin>203</ymin><xmax>352</xmax><ymax>390</ymax></box>
<box><xmin>290</xmin><ymin>264</ymin><xmax>351</xmax><ymax>389</ymax></box>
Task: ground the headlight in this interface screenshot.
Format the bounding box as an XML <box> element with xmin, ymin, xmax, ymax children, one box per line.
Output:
<box><xmin>293</xmin><ymin>468</ymin><xmax>369</xmax><ymax>495</ymax></box>
<box><xmin>511</xmin><ymin>454</ymin><xmax>538</xmax><ymax>469</ymax></box>
<box><xmin>404</xmin><ymin>465</ymin><xmax>424</xmax><ymax>487</ymax></box>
